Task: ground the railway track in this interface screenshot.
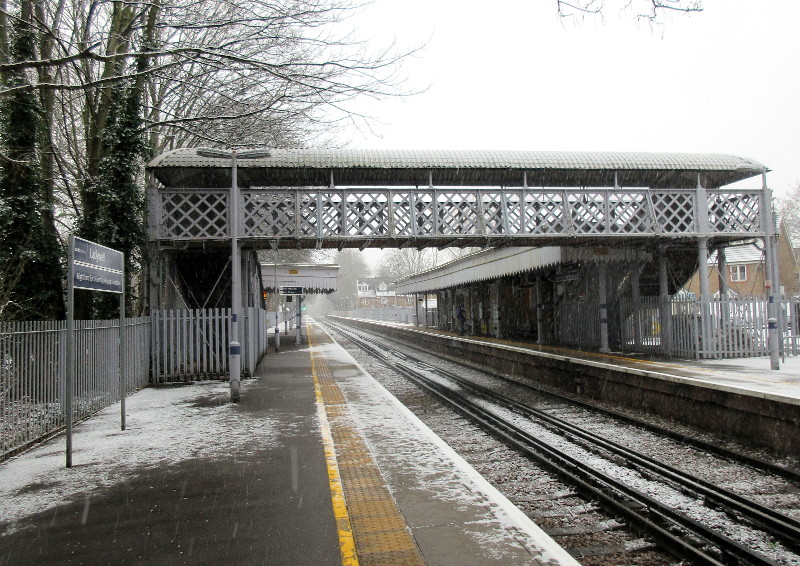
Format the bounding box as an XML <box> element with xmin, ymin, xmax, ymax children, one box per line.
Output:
<box><xmin>323</xmin><ymin>319</ymin><xmax>800</xmax><ymax>566</ymax></box>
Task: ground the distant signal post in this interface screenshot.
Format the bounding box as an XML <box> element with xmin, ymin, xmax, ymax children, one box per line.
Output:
<box><xmin>280</xmin><ymin>286</ymin><xmax>304</xmax><ymax>344</ymax></box>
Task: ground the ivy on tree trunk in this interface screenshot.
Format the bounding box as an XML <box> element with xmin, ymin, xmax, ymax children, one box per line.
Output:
<box><xmin>77</xmin><ymin>81</ymin><xmax>146</xmax><ymax>319</ymax></box>
<box><xmin>0</xmin><ymin>0</ymin><xmax>64</xmax><ymax>321</ymax></box>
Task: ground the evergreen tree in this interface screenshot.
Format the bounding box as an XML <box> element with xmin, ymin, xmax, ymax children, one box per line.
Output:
<box><xmin>77</xmin><ymin>81</ymin><xmax>146</xmax><ymax>318</ymax></box>
<box><xmin>0</xmin><ymin>0</ymin><xmax>64</xmax><ymax>321</ymax></box>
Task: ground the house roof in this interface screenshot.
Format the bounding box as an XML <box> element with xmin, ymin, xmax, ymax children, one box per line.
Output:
<box><xmin>147</xmin><ymin>148</ymin><xmax>767</xmax><ymax>189</ymax></box>
<box><xmin>708</xmin><ymin>245</ymin><xmax>764</xmax><ymax>265</ymax></box>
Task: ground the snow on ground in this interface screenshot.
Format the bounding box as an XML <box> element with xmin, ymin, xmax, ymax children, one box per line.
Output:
<box><xmin>0</xmin><ymin>379</ymin><xmax>277</xmax><ymax>534</ymax></box>
<box><xmin>673</xmin><ymin>355</ymin><xmax>800</xmax><ymax>401</ymax></box>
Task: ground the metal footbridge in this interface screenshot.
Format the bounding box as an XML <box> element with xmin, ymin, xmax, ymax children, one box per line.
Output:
<box><xmin>147</xmin><ymin>149</ymin><xmax>769</xmax><ymax>251</ymax></box>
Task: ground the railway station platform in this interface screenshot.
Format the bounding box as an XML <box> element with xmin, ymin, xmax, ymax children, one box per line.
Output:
<box><xmin>0</xmin><ymin>320</ymin><xmax>577</xmax><ymax>566</ymax></box>
<box><xmin>401</xmin><ymin>322</ymin><xmax>800</xmax><ymax>402</ymax></box>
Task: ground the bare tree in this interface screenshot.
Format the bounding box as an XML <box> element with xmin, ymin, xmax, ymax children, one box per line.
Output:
<box><xmin>0</xmin><ymin>252</ymin><xmax>24</xmax><ymax>320</ymax></box>
<box><xmin>776</xmin><ymin>182</ymin><xmax>800</xmax><ymax>247</ymax></box>
<box><xmin>1</xmin><ymin>0</ymin><xmax>419</xmax><ymax>316</ymax></box>
<box><xmin>557</xmin><ymin>0</ymin><xmax>702</xmax><ymax>22</ymax></box>
<box><xmin>0</xmin><ymin>0</ymin><xmax>705</xmax><ymax>318</ymax></box>
<box><xmin>328</xmin><ymin>249</ymin><xmax>369</xmax><ymax>310</ymax></box>
<box><xmin>373</xmin><ymin>248</ymin><xmax>440</xmax><ymax>282</ymax></box>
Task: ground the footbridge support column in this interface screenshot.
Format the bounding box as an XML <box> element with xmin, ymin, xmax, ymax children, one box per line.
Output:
<box><xmin>659</xmin><ymin>247</ymin><xmax>673</xmax><ymax>357</ymax></box>
<box><xmin>696</xmin><ymin>175</ymin><xmax>712</xmax><ymax>359</ymax></box>
<box><xmin>697</xmin><ymin>237</ymin><xmax>712</xmax><ymax>358</ymax></box>
<box><xmin>598</xmin><ymin>263</ymin><xmax>610</xmax><ymax>353</ymax></box>
<box><xmin>535</xmin><ymin>274</ymin><xmax>544</xmax><ymax>346</ymax></box>
<box><xmin>631</xmin><ymin>266</ymin><xmax>642</xmax><ymax>349</ymax></box>
<box><xmin>763</xmin><ymin>172</ymin><xmax>780</xmax><ymax>370</ymax></box>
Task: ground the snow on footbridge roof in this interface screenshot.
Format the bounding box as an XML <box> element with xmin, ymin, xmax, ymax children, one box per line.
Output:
<box><xmin>148</xmin><ymin>149</ymin><xmax>767</xmax><ymax>189</ymax></box>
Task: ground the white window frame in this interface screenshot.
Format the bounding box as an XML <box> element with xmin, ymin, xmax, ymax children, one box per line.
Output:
<box><xmin>730</xmin><ymin>265</ymin><xmax>747</xmax><ymax>282</ymax></box>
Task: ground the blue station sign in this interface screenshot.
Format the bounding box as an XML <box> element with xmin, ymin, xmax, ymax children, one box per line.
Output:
<box><xmin>71</xmin><ymin>237</ymin><xmax>124</xmax><ymax>293</ymax></box>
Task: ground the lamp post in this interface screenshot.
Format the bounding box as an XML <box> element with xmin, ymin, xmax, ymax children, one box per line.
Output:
<box><xmin>197</xmin><ymin>147</ymin><xmax>270</xmax><ymax>402</ymax></box>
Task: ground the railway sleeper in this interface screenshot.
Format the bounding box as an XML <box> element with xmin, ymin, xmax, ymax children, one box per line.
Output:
<box><xmin>546</xmin><ymin>518</ymin><xmax>626</xmax><ymax>537</ymax></box>
<box><xmin>567</xmin><ymin>538</ymin><xmax>656</xmax><ymax>559</ymax></box>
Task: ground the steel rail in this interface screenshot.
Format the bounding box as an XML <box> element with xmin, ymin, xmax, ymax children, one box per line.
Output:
<box><xmin>347</xmin><ymin>318</ymin><xmax>800</xmax><ymax>484</ymax></box>
<box><xmin>476</xmin><ymin>361</ymin><xmax>800</xmax><ymax>485</ymax></box>
<box><xmin>448</xmin><ymin>368</ymin><xmax>800</xmax><ymax>552</ymax></box>
<box><xmin>325</xmin><ymin>320</ymin><xmax>791</xmax><ymax>566</ymax></box>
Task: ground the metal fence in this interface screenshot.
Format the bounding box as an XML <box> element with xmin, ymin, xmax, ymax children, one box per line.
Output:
<box><xmin>151</xmin><ymin>307</ymin><xmax>270</xmax><ymax>381</ymax></box>
<box><xmin>1</xmin><ymin>317</ymin><xmax>150</xmax><ymax>459</ymax></box>
<box><xmin>618</xmin><ymin>296</ymin><xmax>794</xmax><ymax>359</ymax></box>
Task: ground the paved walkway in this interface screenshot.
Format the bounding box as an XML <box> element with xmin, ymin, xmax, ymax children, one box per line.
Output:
<box><xmin>0</xmin><ymin>322</ymin><xmax>577</xmax><ymax>566</ymax></box>
<box><xmin>0</xmin><ymin>341</ymin><xmax>341</xmax><ymax>566</ymax></box>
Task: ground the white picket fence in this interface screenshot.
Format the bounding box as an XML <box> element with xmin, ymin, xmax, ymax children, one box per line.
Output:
<box><xmin>150</xmin><ymin>307</ymin><xmax>270</xmax><ymax>381</ymax></box>
<box><xmin>618</xmin><ymin>296</ymin><xmax>796</xmax><ymax>359</ymax></box>
<box><xmin>1</xmin><ymin>308</ymin><xmax>272</xmax><ymax>458</ymax></box>
<box><xmin>3</xmin><ymin>298</ymin><xmax>795</xmax><ymax>459</ymax></box>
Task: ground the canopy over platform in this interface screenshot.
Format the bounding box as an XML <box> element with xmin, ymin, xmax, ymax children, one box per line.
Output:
<box><xmin>395</xmin><ymin>246</ymin><xmax>659</xmax><ymax>295</ymax></box>
<box><xmin>148</xmin><ymin>148</ymin><xmax>767</xmax><ymax>190</ymax></box>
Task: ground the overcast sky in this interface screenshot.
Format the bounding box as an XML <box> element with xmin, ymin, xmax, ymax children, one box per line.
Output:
<box><xmin>342</xmin><ymin>0</ymin><xmax>799</xmax><ymax>197</ymax></box>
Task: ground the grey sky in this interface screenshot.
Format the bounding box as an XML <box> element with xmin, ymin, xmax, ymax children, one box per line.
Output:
<box><xmin>344</xmin><ymin>0</ymin><xmax>799</xmax><ymax>197</ymax></box>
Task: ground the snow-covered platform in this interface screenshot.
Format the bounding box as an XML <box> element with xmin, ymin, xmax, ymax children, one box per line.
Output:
<box><xmin>0</xmin><ymin>320</ymin><xmax>577</xmax><ymax>566</ymax></box>
<box><xmin>619</xmin><ymin>353</ymin><xmax>800</xmax><ymax>402</ymax></box>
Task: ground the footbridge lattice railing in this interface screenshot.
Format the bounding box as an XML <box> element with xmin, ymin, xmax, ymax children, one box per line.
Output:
<box><xmin>154</xmin><ymin>188</ymin><xmax>764</xmax><ymax>243</ymax></box>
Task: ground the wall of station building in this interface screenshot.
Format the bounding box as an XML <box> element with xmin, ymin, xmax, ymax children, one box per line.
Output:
<box><xmin>435</xmin><ymin>277</ymin><xmax>543</xmax><ymax>341</ymax></box>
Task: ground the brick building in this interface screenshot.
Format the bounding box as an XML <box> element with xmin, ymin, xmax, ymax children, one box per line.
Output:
<box><xmin>684</xmin><ymin>221</ymin><xmax>799</xmax><ymax>297</ymax></box>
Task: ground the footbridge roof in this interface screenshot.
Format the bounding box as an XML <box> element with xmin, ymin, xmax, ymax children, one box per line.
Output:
<box><xmin>148</xmin><ymin>149</ymin><xmax>766</xmax><ymax>189</ymax></box>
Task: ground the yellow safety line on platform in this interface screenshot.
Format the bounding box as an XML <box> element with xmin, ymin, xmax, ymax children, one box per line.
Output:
<box><xmin>308</xmin><ymin>322</ymin><xmax>427</xmax><ymax>566</ymax></box>
<box><xmin>309</xmin><ymin>329</ymin><xmax>359</xmax><ymax>566</ymax></box>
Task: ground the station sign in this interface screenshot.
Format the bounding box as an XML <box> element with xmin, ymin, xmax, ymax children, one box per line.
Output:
<box><xmin>65</xmin><ymin>235</ymin><xmax>126</xmax><ymax>468</ymax></box>
<box><xmin>279</xmin><ymin>286</ymin><xmax>303</xmax><ymax>295</ymax></box>
<box><xmin>71</xmin><ymin>237</ymin><xmax>124</xmax><ymax>293</ymax></box>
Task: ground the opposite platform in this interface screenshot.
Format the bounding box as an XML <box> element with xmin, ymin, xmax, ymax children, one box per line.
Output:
<box><xmin>336</xmin><ymin>317</ymin><xmax>800</xmax><ymax>457</ymax></box>
<box><xmin>0</xmin><ymin>321</ymin><xmax>577</xmax><ymax>566</ymax></box>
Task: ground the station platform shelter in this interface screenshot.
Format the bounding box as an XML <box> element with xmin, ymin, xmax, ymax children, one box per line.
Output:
<box><xmin>397</xmin><ymin>244</ymin><xmax>795</xmax><ymax>361</ymax></box>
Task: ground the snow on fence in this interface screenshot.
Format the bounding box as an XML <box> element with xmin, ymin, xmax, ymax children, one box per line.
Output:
<box><xmin>150</xmin><ymin>307</ymin><xmax>270</xmax><ymax>381</ymax></box>
<box><xmin>1</xmin><ymin>317</ymin><xmax>150</xmax><ymax>459</ymax></box>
